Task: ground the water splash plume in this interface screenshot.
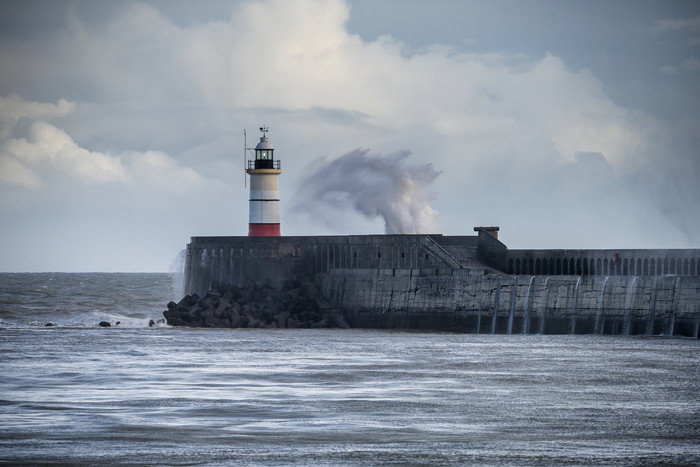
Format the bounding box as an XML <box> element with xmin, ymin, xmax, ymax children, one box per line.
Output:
<box><xmin>293</xmin><ymin>149</ymin><xmax>440</xmax><ymax>234</ymax></box>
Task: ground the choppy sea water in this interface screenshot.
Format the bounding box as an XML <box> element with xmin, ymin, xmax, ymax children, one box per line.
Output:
<box><xmin>1</xmin><ymin>273</ymin><xmax>699</xmax><ymax>465</ymax></box>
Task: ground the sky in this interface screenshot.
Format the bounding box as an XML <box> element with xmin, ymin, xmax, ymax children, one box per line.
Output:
<box><xmin>0</xmin><ymin>0</ymin><xmax>698</xmax><ymax>272</ymax></box>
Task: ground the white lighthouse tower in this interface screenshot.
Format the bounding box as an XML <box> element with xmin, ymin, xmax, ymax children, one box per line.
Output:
<box><xmin>246</xmin><ymin>126</ymin><xmax>282</xmax><ymax>236</ymax></box>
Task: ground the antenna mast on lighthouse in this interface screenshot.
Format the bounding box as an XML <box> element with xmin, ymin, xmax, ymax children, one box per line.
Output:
<box><xmin>245</xmin><ymin>125</ymin><xmax>282</xmax><ymax>236</ymax></box>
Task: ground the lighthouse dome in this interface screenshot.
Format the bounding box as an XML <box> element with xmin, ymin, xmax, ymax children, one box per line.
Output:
<box><xmin>255</xmin><ymin>136</ymin><xmax>274</xmax><ymax>150</ymax></box>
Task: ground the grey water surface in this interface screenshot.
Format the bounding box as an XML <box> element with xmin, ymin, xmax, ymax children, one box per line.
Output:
<box><xmin>0</xmin><ymin>273</ymin><xmax>698</xmax><ymax>465</ymax></box>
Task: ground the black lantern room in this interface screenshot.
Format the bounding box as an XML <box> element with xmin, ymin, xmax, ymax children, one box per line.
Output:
<box><xmin>254</xmin><ymin>127</ymin><xmax>275</xmax><ymax>169</ymax></box>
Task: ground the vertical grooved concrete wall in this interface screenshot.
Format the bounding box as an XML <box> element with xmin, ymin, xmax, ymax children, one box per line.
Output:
<box><xmin>317</xmin><ymin>269</ymin><xmax>700</xmax><ymax>336</ymax></box>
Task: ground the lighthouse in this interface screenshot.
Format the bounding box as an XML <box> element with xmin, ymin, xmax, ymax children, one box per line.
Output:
<box><xmin>246</xmin><ymin>126</ymin><xmax>282</xmax><ymax>236</ymax></box>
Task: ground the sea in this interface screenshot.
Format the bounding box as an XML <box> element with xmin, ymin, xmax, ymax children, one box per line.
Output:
<box><xmin>0</xmin><ymin>272</ymin><xmax>698</xmax><ymax>466</ymax></box>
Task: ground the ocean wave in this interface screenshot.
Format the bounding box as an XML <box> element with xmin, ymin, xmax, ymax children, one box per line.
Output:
<box><xmin>0</xmin><ymin>272</ymin><xmax>177</xmax><ymax>328</ymax></box>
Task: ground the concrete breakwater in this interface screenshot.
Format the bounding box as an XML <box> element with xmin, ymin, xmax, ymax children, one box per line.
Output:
<box><xmin>317</xmin><ymin>269</ymin><xmax>700</xmax><ymax>337</ymax></box>
<box><xmin>182</xmin><ymin>234</ymin><xmax>700</xmax><ymax>337</ymax></box>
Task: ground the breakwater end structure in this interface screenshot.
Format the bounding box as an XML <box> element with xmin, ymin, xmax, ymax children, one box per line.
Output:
<box><xmin>182</xmin><ymin>232</ymin><xmax>700</xmax><ymax>337</ymax></box>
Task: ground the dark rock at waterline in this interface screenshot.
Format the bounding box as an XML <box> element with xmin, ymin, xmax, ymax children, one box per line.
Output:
<box><xmin>163</xmin><ymin>277</ymin><xmax>348</xmax><ymax>330</ymax></box>
<box><xmin>44</xmin><ymin>322</ymin><xmax>57</xmax><ymax>327</ymax></box>
<box><xmin>99</xmin><ymin>321</ymin><xmax>111</xmax><ymax>327</ymax></box>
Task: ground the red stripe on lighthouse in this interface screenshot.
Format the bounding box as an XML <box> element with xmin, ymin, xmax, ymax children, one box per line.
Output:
<box><xmin>248</xmin><ymin>224</ymin><xmax>281</xmax><ymax>236</ymax></box>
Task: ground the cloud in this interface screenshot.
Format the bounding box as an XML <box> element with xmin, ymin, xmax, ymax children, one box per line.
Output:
<box><xmin>126</xmin><ymin>149</ymin><xmax>208</xmax><ymax>192</ymax></box>
<box><xmin>682</xmin><ymin>58</ymin><xmax>700</xmax><ymax>70</ymax></box>
<box><xmin>660</xmin><ymin>65</ymin><xmax>678</xmax><ymax>75</ymax></box>
<box><xmin>0</xmin><ymin>93</ymin><xmax>233</xmax><ymax>271</ymax></box>
<box><xmin>5</xmin><ymin>0</ymin><xmax>641</xmax><ymax>167</ymax></box>
<box><xmin>652</xmin><ymin>15</ymin><xmax>700</xmax><ymax>33</ymax></box>
<box><xmin>659</xmin><ymin>58</ymin><xmax>699</xmax><ymax>76</ymax></box>
<box><xmin>0</xmin><ymin>0</ymin><xmax>698</xmax><ymax>271</ymax></box>
<box><xmin>0</xmin><ymin>96</ymin><xmax>216</xmax><ymax>196</ymax></box>
<box><xmin>0</xmin><ymin>95</ymin><xmax>75</xmax><ymax>121</ymax></box>
<box><xmin>652</xmin><ymin>15</ymin><xmax>700</xmax><ymax>48</ymax></box>
<box><xmin>0</xmin><ymin>153</ymin><xmax>40</xmax><ymax>187</ymax></box>
<box><xmin>0</xmin><ymin>1</ymin><xmax>654</xmax><ymax>175</ymax></box>
<box><xmin>0</xmin><ymin>117</ymin><xmax>128</xmax><ymax>187</ymax></box>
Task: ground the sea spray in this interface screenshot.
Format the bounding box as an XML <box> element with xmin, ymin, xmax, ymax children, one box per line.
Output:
<box><xmin>170</xmin><ymin>249</ymin><xmax>187</xmax><ymax>300</ymax></box>
<box><xmin>622</xmin><ymin>276</ymin><xmax>638</xmax><ymax>335</ymax></box>
<box><xmin>476</xmin><ymin>302</ymin><xmax>482</xmax><ymax>334</ymax></box>
<box><xmin>594</xmin><ymin>276</ymin><xmax>609</xmax><ymax>335</ymax></box>
<box><xmin>522</xmin><ymin>276</ymin><xmax>535</xmax><ymax>334</ymax></box>
<box><xmin>507</xmin><ymin>276</ymin><xmax>517</xmax><ymax>335</ymax></box>
<box><xmin>491</xmin><ymin>276</ymin><xmax>501</xmax><ymax>334</ymax></box>
<box><xmin>570</xmin><ymin>276</ymin><xmax>582</xmax><ymax>334</ymax></box>
<box><xmin>668</xmin><ymin>276</ymin><xmax>681</xmax><ymax>336</ymax></box>
<box><xmin>695</xmin><ymin>287</ymin><xmax>700</xmax><ymax>339</ymax></box>
<box><xmin>539</xmin><ymin>276</ymin><xmax>550</xmax><ymax>334</ymax></box>
<box><xmin>291</xmin><ymin>149</ymin><xmax>440</xmax><ymax>234</ymax></box>
<box><xmin>647</xmin><ymin>276</ymin><xmax>659</xmax><ymax>335</ymax></box>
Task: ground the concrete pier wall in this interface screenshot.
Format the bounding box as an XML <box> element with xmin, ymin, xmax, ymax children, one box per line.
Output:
<box><xmin>183</xmin><ymin>235</ymin><xmax>467</xmax><ymax>295</ymax></box>
<box><xmin>183</xmin><ymin>235</ymin><xmax>700</xmax><ymax>336</ymax></box>
<box><xmin>317</xmin><ymin>269</ymin><xmax>700</xmax><ymax>337</ymax></box>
